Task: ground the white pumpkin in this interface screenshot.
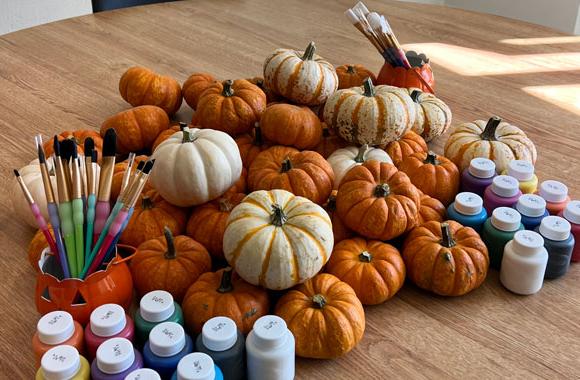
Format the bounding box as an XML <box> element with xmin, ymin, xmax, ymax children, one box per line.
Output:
<box><xmin>324</xmin><ymin>78</ymin><xmax>416</xmax><ymax>146</ymax></box>
<box><xmin>223</xmin><ymin>189</ymin><xmax>333</xmax><ymax>290</ymax></box>
<box><xmin>263</xmin><ymin>41</ymin><xmax>338</xmax><ymax>106</ymax></box>
<box><xmin>327</xmin><ymin>145</ymin><xmax>393</xmax><ymax>189</ymax></box>
<box><xmin>150</xmin><ymin>128</ymin><xmax>242</xmax><ymax>207</ymax></box>
<box><xmin>408</xmin><ymin>88</ymin><xmax>452</xmax><ymax>142</ymax></box>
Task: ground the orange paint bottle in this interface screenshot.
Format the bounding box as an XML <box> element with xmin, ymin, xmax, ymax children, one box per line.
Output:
<box><xmin>32</xmin><ymin>310</ymin><xmax>85</xmax><ymax>367</ymax></box>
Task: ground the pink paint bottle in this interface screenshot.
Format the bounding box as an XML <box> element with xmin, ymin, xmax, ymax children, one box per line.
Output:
<box><xmin>483</xmin><ymin>175</ymin><xmax>522</xmax><ymax>215</ymax></box>
<box><xmin>85</xmin><ymin>304</ymin><xmax>135</xmax><ymax>361</ymax></box>
<box><xmin>538</xmin><ymin>180</ymin><xmax>570</xmax><ymax>215</ymax></box>
<box><xmin>560</xmin><ymin>200</ymin><xmax>580</xmax><ymax>262</ymax></box>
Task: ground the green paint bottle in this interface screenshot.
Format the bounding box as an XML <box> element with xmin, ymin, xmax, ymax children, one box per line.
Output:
<box><xmin>134</xmin><ymin>290</ymin><xmax>184</xmax><ymax>347</ymax></box>
<box><xmin>481</xmin><ymin>207</ymin><xmax>525</xmax><ymax>270</ymax></box>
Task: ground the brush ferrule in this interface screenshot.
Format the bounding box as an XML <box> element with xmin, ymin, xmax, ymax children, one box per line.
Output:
<box><xmin>71</xmin><ymin>158</ymin><xmax>83</xmax><ymax>199</ymax></box>
<box><xmin>97</xmin><ymin>156</ymin><xmax>115</xmax><ymax>202</ymax></box>
<box><xmin>39</xmin><ymin>163</ymin><xmax>56</xmax><ymax>204</ymax></box>
<box><xmin>54</xmin><ymin>157</ymin><xmax>71</xmax><ymax>202</ymax></box>
<box><xmin>85</xmin><ymin>156</ymin><xmax>93</xmax><ymax>196</ymax></box>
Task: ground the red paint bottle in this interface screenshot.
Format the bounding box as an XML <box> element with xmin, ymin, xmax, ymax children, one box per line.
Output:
<box><xmin>85</xmin><ymin>304</ymin><xmax>135</xmax><ymax>361</ymax></box>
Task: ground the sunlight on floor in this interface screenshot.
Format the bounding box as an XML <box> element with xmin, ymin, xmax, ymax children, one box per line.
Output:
<box><xmin>501</xmin><ymin>36</ymin><xmax>580</xmax><ymax>45</ymax></box>
<box><xmin>523</xmin><ymin>85</ymin><xmax>580</xmax><ymax>116</ymax></box>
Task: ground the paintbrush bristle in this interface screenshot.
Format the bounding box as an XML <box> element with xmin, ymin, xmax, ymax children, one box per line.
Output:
<box><xmin>135</xmin><ymin>161</ymin><xmax>145</xmax><ymax>171</ymax></box>
<box><xmin>143</xmin><ymin>160</ymin><xmax>154</xmax><ymax>174</ymax></box>
<box><xmin>92</xmin><ymin>150</ymin><xmax>98</xmax><ymax>163</ymax></box>
<box><xmin>103</xmin><ymin>129</ymin><xmax>117</xmax><ymax>157</ymax></box>
<box><xmin>84</xmin><ymin>138</ymin><xmax>94</xmax><ymax>157</ymax></box>
<box><xmin>38</xmin><ymin>144</ymin><xmax>46</xmax><ymax>164</ymax></box>
<box><xmin>60</xmin><ymin>139</ymin><xmax>75</xmax><ymax>161</ymax></box>
<box><xmin>53</xmin><ymin>136</ymin><xmax>61</xmax><ymax>157</ymax></box>
<box><xmin>71</xmin><ymin>141</ymin><xmax>78</xmax><ymax>160</ymax></box>
<box><xmin>13</xmin><ymin>169</ymin><xmax>20</xmax><ymax>177</ymax></box>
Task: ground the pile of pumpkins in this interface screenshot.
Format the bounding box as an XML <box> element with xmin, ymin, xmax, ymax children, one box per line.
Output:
<box><xmin>21</xmin><ymin>41</ymin><xmax>537</xmax><ymax>360</ymax></box>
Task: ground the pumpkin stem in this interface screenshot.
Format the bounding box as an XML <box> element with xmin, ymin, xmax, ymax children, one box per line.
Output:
<box><xmin>312</xmin><ymin>294</ymin><xmax>327</xmax><ymax>309</ymax></box>
<box><xmin>163</xmin><ymin>226</ymin><xmax>176</xmax><ymax>260</ymax></box>
<box><xmin>217</xmin><ymin>267</ymin><xmax>234</xmax><ymax>293</ymax></box>
<box><xmin>218</xmin><ymin>197</ymin><xmax>234</xmax><ymax>212</ymax></box>
<box><xmin>374</xmin><ymin>183</ymin><xmax>390</xmax><ymax>198</ymax></box>
<box><xmin>362</xmin><ymin>77</ymin><xmax>375</xmax><ymax>97</ymax></box>
<box><xmin>253</xmin><ymin>123</ymin><xmax>263</xmax><ymax>146</ymax></box>
<box><xmin>178</xmin><ymin>122</ymin><xmax>187</xmax><ymax>131</ymax></box>
<box><xmin>322</xmin><ymin>127</ymin><xmax>330</xmax><ymax>138</ymax></box>
<box><xmin>480</xmin><ymin>116</ymin><xmax>501</xmax><ymax>141</ymax></box>
<box><xmin>280</xmin><ymin>158</ymin><xmax>292</xmax><ymax>173</ymax></box>
<box><xmin>302</xmin><ymin>41</ymin><xmax>316</xmax><ymax>60</ymax></box>
<box><xmin>354</xmin><ymin>144</ymin><xmax>369</xmax><ymax>163</ymax></box>
<box><xmin>410</xmin><ymin>90</ymin><xmax>422</xmax><ymax>103</ymax></box>
<box><xmin>182</xmin><ymin>129</ymin><xmax>197</xmax><ymax>143</ymax></box>
<box><xmin>270</xmin><ymin>204</ymin><xmax>288</xmax><ymax>227</ymax></box>
<box><xmin>326</xmin><ymin>194</ymin><xmax>337</xmax><ymax>212</ymax></box>
<box><xmin>440</xmin><ymin>222</ymin><xmax>456</xmax><ymax>248</ymax></box>
<box><xmin>359</xmin><ymin>251</ymin><xmax>372</xmax><ymax>262</ymax></box>
<box><xmin>346</xmin><ymin>65</ymin><xmax>356</xmax><ymax>74</ymax></box>
<box><xmin>141</xmin><ymin>195</ymin><xmax>154</xmax><ymax>210</ymax></box>
<box><xmin>222</xmin><ymin>80</ymin><xmax>235</xmax><ymax>97</ymax></box>
<box><xmin>424</xmin><ymin>151</ymin><xmax>439</xmax><ymax>165</ymax></box>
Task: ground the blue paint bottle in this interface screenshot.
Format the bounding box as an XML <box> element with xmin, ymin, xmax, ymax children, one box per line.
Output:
<box><xmin>515</xmin><ymin>194</ymin><xmax>548</xmax><ymax>230</ymax></box>
<box><xmin>536</xmin><ymin>216</ymin><xmax>575</xmax><ymax>279</ymax></box>
<box><xmin>143</xmin><ymin>322</ymin><xmax>194</xmax><ymax>379</ymax></box>
<box><xmin>447</xmin><ymin>192</ymin><xmax>487</xmax><ymax>232</ymax></box>
<box><xmin>171</xmin><ymin>353</ymin><xmax>224</xmax><ymax>380</ymax></box>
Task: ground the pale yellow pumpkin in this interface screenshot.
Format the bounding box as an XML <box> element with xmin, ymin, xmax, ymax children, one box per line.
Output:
<box><xmin>327</xmin><ymin>145</ymin><xmax>392</xmax><ymax>189</ymax></box>
<box><xmin>408</xmin><ymin>89</ymin><xmax>452</xmax><ymax>142</ymax></box>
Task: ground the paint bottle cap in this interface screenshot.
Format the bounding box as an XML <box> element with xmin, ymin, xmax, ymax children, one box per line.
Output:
<box><xmin>125</xmin><ymin>368</ymin><xmax>161</xmax><ymax>380</ymax></box>
<box><xmin>539</xmin><ymin>180</ymin><xmax>568</xmax><ymax>203</ymax></box>
<box><xmin>176</xmin><ymin>353</ymin><xmax>215</xmax><ymax>380</ymax></box>
<box><xmin>96</xmin><ymin>337</ymin><xmax>135</xmax><ymax>375</ymax></box>
<box><xmin>516</xmin><ymin>194</ymin><xmax>546</xmax><ymax>217</ymax></box>
<box><xmin>539</xmin><ymin>216</ymin><xmax>571</xmax><ymax>241</ymax></box>
<box><xmin>149</xmin><ymin>322</ymin><xmax>186</xmax><ymax>358</ymax></box>
<box><xmin>512</xmin><ymin>230</ymin><xmax>545</xmax><ymax>256</ymax></box>
<box><xmin>90</xmin><ymin>304</ymin><xmax>126</xmax><ymax>338</ymax></box>
<box><xmin>454</xmin><ymin>192</ymin><xmax>483</xmax><ymax>215</ymax></box>
<box><xmin>507</xmin><ymin>160</ymin><xmax>534</xmax><ymax>181</ymax></box>
<box><xmin>37</xmin><ymin>311</ymin><xmax>75</xmax><ymax>345</ymax></box>
<box><xmin>491</xmin><ymin>175</ymin><xmax>520</xmax><ymax>198</ymax></box>
<box><xmin>202</xmin><ymin>316</ymin><xmax>238</xmax><ymax>352</ymax></box>
<box><xmin>491</xmin><ymin>207</ymin><xmax>522</xmax><ymax>232</ymax></box>
<box><xmin>140</xmin><ymin>290</ymin><xmax>175</xmax><ymax>323</ymax></box>
<box><xmin>40</xmin><ymin>345</ymin><xmax>81</xmax><ymax>380</ymax></box>
<box><xmin>468</xmin><ymin>158</ymin><xmax>496</xmax><ymax>178</ymax></box>
<box><xmin>563</xmin><ymin>201</ymin><xmax>580</xmax><ymax>224</ymax></box>
<box><xmin>251</xmin><ymin>315</ymin><xmax>289</xmax><ymax>350</ymax></box>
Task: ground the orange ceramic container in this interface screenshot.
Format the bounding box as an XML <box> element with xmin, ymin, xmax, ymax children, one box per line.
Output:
<box><xmin>32</xmin><ymin>310</ymin><xmax>85</xmax><ymax>367</ymax></box>
<box><xmin>377</xmin><ymin>61</ymin><xmax>435</xmax><ymax>94</ymax></box>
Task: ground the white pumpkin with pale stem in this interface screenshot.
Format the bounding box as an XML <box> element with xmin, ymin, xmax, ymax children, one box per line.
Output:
<box><xmin>324</xmin><ymin>78</ymin><xmax>416</xmax><ymax>146</ymax></box>
<box><xmin>407</xmin><ymin>88</ymin><xmax>452</xmax><ymax>142</ymax></box>
<box><xmin>263</xmin><ymin>41</ymin><xmax>338</xmax><ymax>105</ymax></box>
<box><xmin>150</xmin><ymin>128</ymin><xmax>242</xmax><ymax>207</ymax></box>
<box><xmin>223</xmin><ymin>189</ymin><xmax>333</xmax><ymax>290</ymax></box>
<box><xmin>327</xmin><ymin>145</ymin><xmax>393</xmax><ymax>189</ymax></box>
<box><xmin>444</xmin><ymin>116</ymin><xmax>537</xmax><ymax>173</ymax></box>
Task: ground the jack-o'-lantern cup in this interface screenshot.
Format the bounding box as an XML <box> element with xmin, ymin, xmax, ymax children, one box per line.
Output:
<box><xmin>377</xmin><ymin>51</ymin><xmax>435</xmax><ymax>94</ymax></box>
<box><xmin>35</xmin><ymin>245</ymin><xmax>135</xmax><ymax>325</ymax></box>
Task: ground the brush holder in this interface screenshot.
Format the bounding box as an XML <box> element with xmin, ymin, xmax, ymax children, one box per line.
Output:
<box><xmin>35</xmin><ymin>244</ymin><xmax>136</xmax><ymax>325</ymax></box>
<box><xmin>377</xmin><ymin>51</ymin><xmax>435</xmax><ymax>93</ymax></box>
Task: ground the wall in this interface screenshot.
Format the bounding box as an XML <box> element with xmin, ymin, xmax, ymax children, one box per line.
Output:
<box><xmin>0</xmin><ymin>0</ymin><xmax>92</xmax><ymax>36</ymax></box>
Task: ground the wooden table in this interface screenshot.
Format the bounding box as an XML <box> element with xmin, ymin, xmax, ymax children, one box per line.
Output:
<box><xmin>1</xmin><ymin>0</ymin><xmax>579</xmax><ymax>378</ymax></box>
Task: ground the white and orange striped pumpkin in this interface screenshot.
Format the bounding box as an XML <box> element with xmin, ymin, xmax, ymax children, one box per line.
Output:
<box><xmin>324</xmin><ymin>78</ymin><xmax>416</xmax><ymax>146</ymax></box>
<box><xmin>263</xmin><ymin>41</ymin><xmax>338</xmax><ymax>106</ymax></box>
<box><xmin>327</xmin><ymin>145</ymin><xmax>392</xmax><ymax>189</ymax></box>
<box><xmin>444</xmin><ymin>116</ymin><xmax>537</xmax><ymax>173</ymax></box>
<box><xmin>223</xmin><ymin>189</ymin><xmax>333</xmax><ymax>290</ymax></box>
<box><xmin>407</xmin><ymin>89</ymin><xmax>452</xmax><ymax>142</ymax></box>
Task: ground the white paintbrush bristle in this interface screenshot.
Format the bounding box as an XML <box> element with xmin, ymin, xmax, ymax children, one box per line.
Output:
<box><xmin>354</xmin><ymin>1</ymin><xmax>370</xmax><ymax>15</ymax></box>
<box><xmin>345</xmin><ymin>9</ymin><xmax>360</xmax><ymax>24</ymax></box>
<box><xmin>367</xmin><ymin>12</ymin><xmax>382</xmax><ymax>29</ymax></box>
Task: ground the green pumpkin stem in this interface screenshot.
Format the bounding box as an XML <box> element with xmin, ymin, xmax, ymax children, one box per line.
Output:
<box><xmin>326</xmin><ymin>194</ymin><xmax>337</xmax><ymax>212</ymax></box>
<box><xmin>363</xmin><ymin>77</ymin><xmax>375</xmax><ymax>97</ymax></box>
<box><xmin>302</xmin><ymin>41</ymin><xmax>316</xmax><ymax>61</ymax></box>
<box><xmin>270</xmin><ymin>204</ymin><xmax>288</xmax><ymax>227</ymax></box>
<box><xmin>280</xmin><ymin>158</ymin><xmax>293</xmax><ymax>173</ymax></box>
<box><xmin>178</xmin><ymin>122</ymin><xmax>187</xmax><ymax>131</ymax></box>
<box><xmin>141</xmin><ymin>195</ymin><xmax>154</xmax><ymax>210</ymax></box>
<box><xmin>217</xmin><ymin>267</ymin><xmax>234</xmax><ymax>293</ymax></box>
<box><xmin>410</xmin><ymin>90</ymin><xmax>422</xmax><ymax>103</ymax></box>
<box><xmin>312</xmin><ymin>294</ymin><xmax>327</xmax><ymax>309</ymax></box>
<box><xmin>354</xmin><ymin>144</ymin><xmax>369</xmax><ymax>163</ymax></box>
<box><xmin>163</xmin><ymin>226</ymin><xmax>176</xmax><ymax>260</ymax></box>
<box><xmin>182</xmin><ymin>129</ymin><xmax>196</xmax><ymax>143</ymax></box>
<box><xmin>440</xmin><ymin>222</ymin><xmax>456</xmax><ymax>248</ymax></box>
<box><xmin>359</xmin><ymin>251</ymin><xmax>372</xmax><ymax>262</ymax></box>
<box><xmin>222</xmin><ymin>80</ymin><xmax>235</xmax><ymax>97</ymax></box>
<box><xmin>424</xmin><ymin>151</ymin><xmax>439</xmax><ymax>165</ymax></box>
<box><xmin>374</xmin><ymin>183</ymin><xmax>390</xmax><ymax>198</ymax></box>
<box><xmin>218</xmin><ymin>197</ymin><xmax>234</xmax><ymax>212</ymax></box>
<box><xmin>253</xmin><ymin>123</ymin><xmax>263</xmax><ymax>146</ymax></box>
<box><xmin>480</xmin><ymin>116</ymin><xmax>501</xmax><ymax>141</ymax></box>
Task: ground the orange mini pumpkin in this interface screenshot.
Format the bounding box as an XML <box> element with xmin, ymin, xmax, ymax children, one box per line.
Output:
<box><xmin>313</xmin><ymin>123</ymin><xmax>349</xmax><ymax>159</ymax></box>
<box><xmin>399</xmin><ymin>151</ymin><xmax>460</xmax><ymax>206</ymax></box>
<box><xmin>110</xmin><ymin>155</ymin><xmax>150</xmax><ymax>202</ymax></box>
<box><xmin>324</xmin><ymin>190</ymin><xmax>352</xmax><ymax>243</ymax></box>
<box><xmin>336</xmin><ymin>64</ymin><xmax>376</xmax><ymax>89</ymax></box>
<box><xmin>248</xmin><ymin>146</ymin><xmax>334</xmax><ymax>204</ymax></box>
<box><xmin>196</xmin><ymin>79</ymin><xmax>267</xmax><ymax>136</ymax></box>
<box><xmin>186</xmin><ymin>192</ymin><xmax>245</xmax><ymax>259</ymax></box>
<box><xmin>336</xmin><ymin>160</ymin><xmax>421</xmax><ymax>240</ymax></box>
<box><xmin>382</xmin><ymin>130</ymin><xmax>427</xmax><ymax>167</ymax></box>
<box><xmin>100</xmin><ymin>105</ymin><xmax>170</xmax><ymax>154</ymax></box>
<box><xmin>120</xmin><ymin>189</ymin><xmax>188</xmax><ymax>248</ymax></box>
<box><xmin>28</xmin><ymin>227</ymin><xmax>54</xmax><ymax>272</ymax></box>
<box><xmin>402</xmin><ymin>221</ymin><xmax>489</xmax><ymax>296</ymax></box>
<box><xmin>418</xmin><ymin>192</ymin><xmax>446</xmax><ymax>225</ymax></box>
<box><xmin>152</xmin><ymin>122</ymin><xmax>187</xmax><ymax>152</ymax></box>
<box><xmin>119</xmin><ymin>66</ymin><xmax>182</xmax><ymax>115</ymax></box>
<box><xmin>326</xmin><ymin>238</ymin><xmax>405</xmax><ymax>305</ymax></box>
<box><xmin>43</xmin><ymin>130</ymin><xmax>103</xmax><ymax>159</ymax></box>
<box><xmin>226</xmin><ymin>167</ymin><xmax>247</xmax><ymax>194</ymax></box>
<box><xmin>260</xmin><ymin>104</ymin><xmax>322</xmax><ymax>150</ymax></box>
<box><xmin>182</xmin><ymin>72</ymin><xmax>216</xmax><ymax>109</ymax></box>
<box><xmin>275</xmin><ymin>273</ymin><xmax>365</xmax><ymax>359</ymax></box>
<box><xmin>130</xmin><ymin>227</ymin><xmax>211</xmax><ymax>302</ymax></box>
<box><xmin>234</xmin><ymin>124</ymin><xmax>268</xmax><ymax>169</ymax></box>
<box><xmin>182</xmin><ymin>268</ymin><xmax>270</xmax><ymax>334</ymax></box>
<box><xmin>247</xmin><ymin>76</ymin><xmax>282</xmax><ymax>103</ymax></box>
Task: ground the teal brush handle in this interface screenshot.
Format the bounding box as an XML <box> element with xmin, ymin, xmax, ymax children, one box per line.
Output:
<box><xmin>85</xmin><ymin>194</ymin><xmax>96</xmax><ymax>260</ymax></box>
<box><xmin>58</xmin><ymin>202</ymin><xmax>77</xmax><ymax>277</ymax></box>
<box><xmin>82</xmin><ymin>201</ymin><xmax>123</xmax><ymax>276</ymax></box>
<box><xmin>72</xmin><ymin>198</ymin><xmax>84</xmax><ymax>276</ymax></box>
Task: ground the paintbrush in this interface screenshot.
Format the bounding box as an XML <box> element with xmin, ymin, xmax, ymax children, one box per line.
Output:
<box><xmin>85</xmin><ymin>148</ymin><xmax>98</xmax><ymax>260</ymax></box>
<box><xmin>93</xmin><ymin>128</ymin><xmax>117</xmax><ymax>243</ymax></box>
<box><xmin>71</xmin><ymin>143</ymin><xmax>84</xmax><ymax>275</ymax></box>
<box><xmin>84</xmin><ymin>138</ymin><xmax>94</xmax><ymax>197</ymax></box>
<box><xmin>120</xmin><ymin>153</ymin><xmax>136</xmax><ymax>198</ymax></box>
<box><xmin>59</xmin><ymin>140</ymin><xmax>73</xmax><ymax>196</ymax></box>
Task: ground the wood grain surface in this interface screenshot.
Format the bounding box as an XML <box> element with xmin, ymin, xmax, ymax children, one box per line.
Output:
<box><xmin>1</xmin><ymin>1</ymin><xmax>579</xmax><ymax>378</ymax></box>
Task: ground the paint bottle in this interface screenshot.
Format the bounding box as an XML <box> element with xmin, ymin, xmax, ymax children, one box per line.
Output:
<box><xmin>515</xmin><ymin>194</ymin><xmax>549</xmax><ymax>230</ymax></box>
<box><xmin>125</xmin><ymin>368</ymin><xmax>162</xmax><ymax>380</ymax></box>
<box><xmin>500</xmin><ymin>230</ymin><xmax>548</xmax><ymax>295</ymax></box>
<box><xmin>560</xmin><ymin>200</ymin><xmax>580</xmax><ymax>262</ymax></box>
<box><xmin>481</xmin><ymin>207</ymin><xmax>525</xmax><ymax>270</ymax></box>
<box><xmin>32</xmin><ymin>310</ymin><xmax>85</xmax><ymax>367</ymax></box>
<box><xmin>195</xmin><ymin>317</ymin><xmax>246</xmax><ymax>380</ymax></box>
<box><xmin>90</xmin><ymin>337</ymin><xmax>143</xmax><ymax>380</ymax></box>
<box><xmin>134</xmin><ymin>290</ymin><xmax>184</xmax><ymax>347</ymax></box>
<box><xmin>170</xmin><ymin>353</ymin><xmax>224</xmax><ymax>380</ymax></box>
<box><xmin>536</xmin><ymin>216</ymin><xmax>575</xmax><ymax>279</ymax></box>
<box><xmin>85</xmin><ymin>303</ymin><xmax>135</xmax><ymax>361</ymax></box>
<box><xmin>35</xmin><ymin>345</ymin><xmax>90</xmax><ymax>380</ymax></box>
<box><xmin>460</xmin><ymin>158</ymin><xmax>496</xmax><ymax>196</ymax></box>
<box><xmin>446</xmin><ymin>192</ymin><xmax>487</xmax><ymax>232</ymax></box>
<box><xmin>503</xmin><ymin>160</ymin><xmax>538</xmax><ymax>194</ymax></box>
<box><xmin>246</xmin><ymin>315</ymin><xmax>295</xmax><ymax>380</ymax></box>
<box><xmin>538</xmin><ymin>180</ymin><xmax>570</xmax><ymax>215</ymax></box>
<box><xmin>483</xmin><ymin>175</ymin><xmax>522</xmax><ymax>215</ymax></box>
<box><xmin>143</xmin><ymin>322</ymin><xmax>194</xmax><ymax>379</ymax></box>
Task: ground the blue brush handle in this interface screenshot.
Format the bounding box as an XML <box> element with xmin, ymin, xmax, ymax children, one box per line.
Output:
<box><xmin>82</xmin><ymin>201</ymin><xmax>123</xmax><ymax>276</ymax></box>
<box><xmin>47</xmin><ymin>202</ymin><xmax>70</xmax><ymax>278</ymax></box>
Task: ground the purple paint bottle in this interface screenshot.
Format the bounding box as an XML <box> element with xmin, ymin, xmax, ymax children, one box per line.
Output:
<box><xmin>483</xmin><ymin>175</ymin><xmax>522</xmax><ymax>215</ymax></box>
<box><xmin>90</xmin><ymin>337</ymin><xmax>143</xmax><ymax>380</ymax></box>
<box><xmin>460</xmin><ymin>158</ymin><xmax>497</xmax><ymax>197</ymax></box>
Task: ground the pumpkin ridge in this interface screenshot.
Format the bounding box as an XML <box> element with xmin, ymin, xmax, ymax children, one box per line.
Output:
<box><xmin>286</xmin><ymin>60</ymin><xmax>305</xmax><ymax>102</ymax></box>
<box><xmin>331</xmin><ymin>92</ymin><xmax>355</xmax><ymax>129</ymax></box>
<box><xmin>311</xmin><ymin>62</ymin><xmax>325</xmax><ymax>103</ymax></box>
<box><xmin>228</xmin><ymin>224</ymin><xmax>270</xmax><ymax>266</ymax></box>
<box><xmin>284</xmin><ymin>223</ymin><xmax>328</xmax><ymax>264</ymax></box>
<box><xmin>278</xmin><ymin>226</ymin><xmax>300</xmax><ymax>284</ymax></box>
<box><xmin>375</xmin><ymin>95</ymin><xmax>387</xmax><ymax>143</ymax></box>
<box><xmin>287</xmin><ymin>212</ymin><xmax>332</xmax><ymax>228</ymax></box>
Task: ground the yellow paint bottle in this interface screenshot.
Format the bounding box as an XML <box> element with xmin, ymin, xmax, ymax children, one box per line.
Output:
<box><xmin>502</xmin><ymin>160</ymin><xmax>538</xmax><ymax>194</ymax></box>
<box><xmin>36</xmin><ymin>345</ymin><xmax>90</xmax><ymax>380</ymax></box>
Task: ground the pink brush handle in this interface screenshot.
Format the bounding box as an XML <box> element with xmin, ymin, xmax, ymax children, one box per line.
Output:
<box><xmin>31</xmin><ymin>203</ymin><xmax>57</xmax><ymax>254</ymax></box>
<box><xmin>85</xmin><ymin>210</ymin><xmax>128</xmax><ymax>277</ymax></box>
<box><xmin>93</xmin><ymin>201</ymin><xmax>111</xmax><ymax>236</ymax></box>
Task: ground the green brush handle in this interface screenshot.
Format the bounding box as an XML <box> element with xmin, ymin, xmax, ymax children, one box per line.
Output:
<box><xmin>72</xmin><ymin>198</ymin><xmax>84</xmax><ymax>276</ymax></box>
<box><xmin>58</xmin><ymin>202</ymin><xmax>77</xmax><ymax>277</ymax></box>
